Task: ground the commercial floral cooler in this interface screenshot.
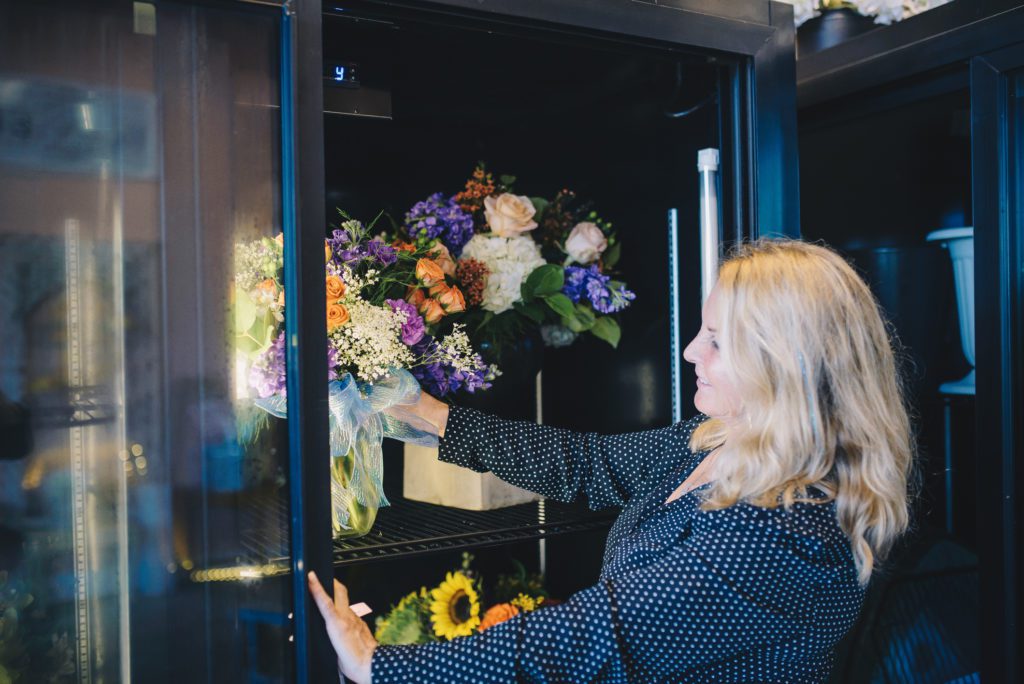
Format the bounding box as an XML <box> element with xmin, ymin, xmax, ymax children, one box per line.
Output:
<box><xmin>0</xmin><ymin>1</ymin><xmax>797</xmax><ymax>681</ymax></box>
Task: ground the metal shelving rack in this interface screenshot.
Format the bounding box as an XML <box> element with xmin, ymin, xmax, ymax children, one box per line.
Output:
<box><xmin>241</xmin><ymin>494</ymin><xmax>616</xmax><ymax>568</ymax></box>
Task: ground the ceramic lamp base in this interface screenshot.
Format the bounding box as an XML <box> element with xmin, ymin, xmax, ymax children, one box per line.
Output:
<box><xmin>403</xmin><ymin>443</ymin><xmax>541</xmax><ymax>510</ymax></box>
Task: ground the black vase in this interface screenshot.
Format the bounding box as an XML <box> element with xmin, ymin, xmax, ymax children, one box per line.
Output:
<box><xmin>453</xmin><ymin>335</ymin><xmax>544</xmax><ymax>423</ymax></box>
<box><xmin>797</xmin><ymin>8</ymin><xmax>877</xmax><ymax>57</ymax></box>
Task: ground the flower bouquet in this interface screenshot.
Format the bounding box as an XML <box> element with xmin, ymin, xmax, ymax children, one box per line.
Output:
<box><xmin>233</xmin><ymin>216</ymin><xmax>494</xmax><ymax>539</ymax></box>
<box><xmin>373</xmin><ymin>553</ymin><xmax>551</xmax><ymax>646</ymax></box>
<box><xmin>392</xmin><ymin>163</ymin><xmax>636</xmax><ymax>370</ymax></box>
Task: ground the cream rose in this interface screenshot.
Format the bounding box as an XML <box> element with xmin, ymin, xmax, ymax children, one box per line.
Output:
<box><xmin>565</xmin><ymin>222</ymin><xmax>607</xmax><ymax>264</ymax></box>
<box><xmin>483</xmin><ymin>193</ymin><xmax>537</xmax><ymax>237</ymax></box>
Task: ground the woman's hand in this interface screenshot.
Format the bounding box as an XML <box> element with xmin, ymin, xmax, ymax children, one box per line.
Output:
<box><xmin>412</xmin><ymin>390</ymin><xmax>450</xmax><ymax>437</ymax></box>
<box><xmin>307</xmin><ymin>571</ymin><xmax>377</xmax><ymax>684</ymax></box>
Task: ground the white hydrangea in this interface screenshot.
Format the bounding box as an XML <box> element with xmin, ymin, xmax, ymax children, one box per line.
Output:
<box><xmin>459</xmin><ymin>234</ymin><xmax>546</xmax><ymax>314</ymax></box>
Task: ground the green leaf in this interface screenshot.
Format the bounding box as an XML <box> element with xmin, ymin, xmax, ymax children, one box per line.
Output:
<box><xmin>514</xmin><ymin>301</ymin><xmax>547</xmax><ymax>324</ymax></box>
<box><xmin>590</xmin><ymin>316</ymin><xmax>621</xmax><ymax>348</ymax></box>
<box><xmin>234</xmin><ymin>286</ymin><xmax>257</xmax><ymax>334</ymax></box>
<box><xmin>602</xmin><ymin>242</ymin><xmax>622</xmax><ymax>269</ymax></box>
<box><xmin>522</xmin><ymin>264</ymin><xmax>564</xmax><ymax>303</ymax></box>
<box><xmin>542</xmin><ymin>293</ymin><xmax>575</xmax><ymax>320</ymax></box>
<box><xmin>564</xmin><ymin>303</ymin><xmax>596</xmax><ymax>333</ymax></box>
<box><xmin>499</xmin><ymin>174</ymin><xmax>516</xmax><ymax>188</ymax></box>
<box><xmin>531</xmin><ymin>197</ymin><xmax>549</xmax><ymax>219</ymax></box>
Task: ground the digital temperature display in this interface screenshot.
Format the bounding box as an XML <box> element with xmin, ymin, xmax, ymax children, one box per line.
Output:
<box><xmin>323</xmin><ymin>61</ymin><xmax>359</xmax><ymax>88</ymax></box>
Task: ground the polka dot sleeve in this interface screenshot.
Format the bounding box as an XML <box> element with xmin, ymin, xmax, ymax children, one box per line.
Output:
<box><xmin>436</xmin><ymin>406</ymin><xmax>702</xmax><ymax>509</ymax></box>
<box><xmin>370</xmin><ymin>510</ymin><xmax>861</xmax><ymax>682</ymax></box>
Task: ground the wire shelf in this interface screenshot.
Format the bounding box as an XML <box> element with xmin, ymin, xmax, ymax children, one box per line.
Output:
<box><xmin>240</xmin><ymin>493</ymin><xmax>616</xmax><ymax>568</ymax></box>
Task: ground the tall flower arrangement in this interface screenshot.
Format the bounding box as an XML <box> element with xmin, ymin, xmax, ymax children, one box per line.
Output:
<box><xmin>391</xmin><ymin>163</ymin><xmax>636</xmax><ymax>364</ymax></box>
<box><xmin>233</xmin><ymin>215</ymin><xmax>493</xmax><ymax>538</ymax></box>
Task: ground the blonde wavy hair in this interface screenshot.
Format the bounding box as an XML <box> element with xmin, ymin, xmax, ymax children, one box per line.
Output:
<box><xmin>691</xmin><ymin>239</ymin><xmax>914</xmax><ymax>584</ymax></box>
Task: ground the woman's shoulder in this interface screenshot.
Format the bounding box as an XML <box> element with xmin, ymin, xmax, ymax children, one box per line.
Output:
<box><xmin>692</xmin><ymin>493</ymin><xmax>851</xmax><ymax>565</ymax></box>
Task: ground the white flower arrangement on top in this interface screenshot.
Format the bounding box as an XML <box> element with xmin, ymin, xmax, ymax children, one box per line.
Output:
<box><xmin>779</xmin><ymin>0</ymin><xmax>952</xmax><ymax>27</ymax></box>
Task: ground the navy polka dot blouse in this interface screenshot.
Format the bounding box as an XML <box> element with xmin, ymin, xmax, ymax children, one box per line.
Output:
<box><xmin>372</xmin><ymin>407</ymin><xmax>865</xmax><ymax>682</ymax></box>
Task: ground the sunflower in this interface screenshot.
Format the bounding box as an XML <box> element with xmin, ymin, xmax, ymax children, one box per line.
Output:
<box><xmin>429</xmin><ymin>571</ymin><xmax>481</xmax><ymax>639</ymax></box>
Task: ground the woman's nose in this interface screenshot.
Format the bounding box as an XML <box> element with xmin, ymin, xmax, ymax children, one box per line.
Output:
<box><xmin>682</xmin><ymin>337</ymin><xmax>699</xmax><ymax>365</ymax></box>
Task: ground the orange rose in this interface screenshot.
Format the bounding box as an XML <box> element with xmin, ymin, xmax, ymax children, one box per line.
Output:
<box><xmin>327</xmin><ymin>303</ymin><xmax>350</xmax><ymax>331</ymax></box>
<box><xmin>418</xmin><ymin>298</ymin><xmax>444</xmax><ymax>324</ymax></box>
<box><xmin>325</xmin><ymin>274</ymin><xmax>346</xmax><ymax>302</ymax></box>
<box><xmin>478</xmin><ymin>604</ymin><xmax>519</xmax><ymax>633</ymax></box>
<box><xmin>406</xmin><ymin>286</ymin><xmax>426</xmax><ymax>308</ymax></box>
<box><xmin>428</xmin><ymin>282</ymin><xmax>450</xmax><ymax>298</ymax></box>
<box><xmin>325</xmin><ymin>239</ymin><xmax>332</xmax><ymax>263</ymax></box>
<box><xmin>415</xmin><ymin>258</ymin><xmax>446</xmax><ymax>287</ymax></box>
<box><xmin>437</xmin><ymin>284</ymin><xmax>466</xmax><ymax>314</ymax></box>
<box><xmin>392</xmin><ymin>240</ymin><xmax>417</xmax><ymax>253</ymax></box>
<box><xmin>277</xmin><ymin>290</ymin><xmax>285</xmax><ymax>308</ymax></box>
<box><xmin>257</xmin><ymin>278</ymin><xmax>277</xmax><ymax>296</ymax></box>
<box><xmin>429</xmin><ymin>243</ymin><xmax>457</xmax><ymax>278</ymax></box>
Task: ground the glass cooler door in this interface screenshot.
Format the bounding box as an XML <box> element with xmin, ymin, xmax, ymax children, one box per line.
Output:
<box><xmin>0</xmin><ymin>1</ymin><xmax>322</xmax><ymax>682</ymax></box>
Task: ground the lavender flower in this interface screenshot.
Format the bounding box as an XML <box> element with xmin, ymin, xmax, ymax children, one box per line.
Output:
<box><xmin>407</xmin><ymin>336</ymin><xmax>491</xmax><ymax>396</ymax></box>
<box><xmin>386</xmin><ymin>298</ymin><xmax>426</xmax><ymax>346</ymax></box>
<box><xmin>562</xmin><ymin>265</ymin><xmax>635</xmax><ymax>314</ymax></box>
<box><xmin>404</xmin><ymin>193</ymin><xmax>475</xmax><ymax>256</ymax></box>
<box><xmin>365</xmin><ymin>237</ymin><xmax>397</xmax><ymax>266</ymax></box>
<box><xmin>328</xmin><ymin>222</ymin><xmax>396</xmax><ymax>268</ymax></box>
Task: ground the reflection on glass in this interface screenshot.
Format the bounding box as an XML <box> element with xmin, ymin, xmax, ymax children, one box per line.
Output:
<box><xmin>1015</xmin><ymin>72</ymin><xmax>1024</xmax><ymax>256</ymax></box>
<box><xmin>0</xmin><ymin>2</ymin><xmax>294</xmax><ymax>682</ymax></box>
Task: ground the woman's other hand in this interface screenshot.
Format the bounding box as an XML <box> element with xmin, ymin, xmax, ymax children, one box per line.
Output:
<box><xmin>308</xmin><ymin>571</ymin><xmax>377</xmax><ymax>684</ymax></box>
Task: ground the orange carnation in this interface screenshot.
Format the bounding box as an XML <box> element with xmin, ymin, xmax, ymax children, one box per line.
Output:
<box><xmin>415</xmin><ymin>258</ymin><xmax>446</xmax><ymax>287</ymax></box>
<box><xmin>478</xmin><ymin>603</ymin><xmax>519</xmax><ymax>633</ymax></box>
<box><xmin>325</xmin><ymin>274</ymin><xmax>346</xmax><ymax>302</ymax></box>
<box><xmin>326</xmin><ymin>303</ymin><xmax>350</xmax><ymax>331</ymax></box>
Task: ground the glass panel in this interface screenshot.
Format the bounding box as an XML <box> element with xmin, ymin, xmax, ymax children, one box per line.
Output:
<box><xmin>0</xmin><ymin>2</ymin><xmax>293</xmax><ymax>682</ymax></box>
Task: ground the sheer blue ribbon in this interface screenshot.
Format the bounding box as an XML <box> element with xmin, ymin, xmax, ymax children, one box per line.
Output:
<box><xmin>253</xmin><ymin>367</ymin><xmax>436</xmax><ymax>530</ymax></box>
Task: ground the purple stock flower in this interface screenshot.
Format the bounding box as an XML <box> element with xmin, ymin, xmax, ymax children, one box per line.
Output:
<box><xmin>386</xmin><ymin>298</ymin><xmax>426</xmax><ymax>346</ymax></box>
<box><xmin>404</xmin><ymin>193</ymin><xmax>475</xmax><ymax>256</ymax></box>
<box><xmin>248</xmin><ymin>332</ymin><xmax>288</xmax><ymax>398</ymax></box>
<box><xmin>249</xmin><ymin>332</ymin><xmax>344</xmax><ymax>399</ymax></box>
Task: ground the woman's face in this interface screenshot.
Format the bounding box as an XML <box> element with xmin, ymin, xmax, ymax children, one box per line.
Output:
<box><xmin>682</xmin><ymin>285</ymin><xmax>742</xmax><ymax>419</ymax></box>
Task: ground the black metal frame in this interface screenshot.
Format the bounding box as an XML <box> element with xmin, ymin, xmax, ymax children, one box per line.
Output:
<box><xmin>970</xmin><ymin>42</ymin><xmax>1023</xmax><ymax>684</ymax></box>
<box><xmin>282</xmin><ymin>3</ymin><xmax>333</xmax><ymax>684</ymax></box>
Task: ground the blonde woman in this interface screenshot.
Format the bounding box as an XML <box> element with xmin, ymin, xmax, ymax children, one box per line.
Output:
<box><xmin>309</xmin><ymin>239</ymin><xmax>914</xmax><ymax>683</ymax></box>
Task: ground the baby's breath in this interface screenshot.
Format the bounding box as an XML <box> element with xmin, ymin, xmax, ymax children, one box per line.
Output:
<box><xmin>329</xmin><ymin>298</ymin><xmax>414</xmax><ymax>383</ymax></box>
